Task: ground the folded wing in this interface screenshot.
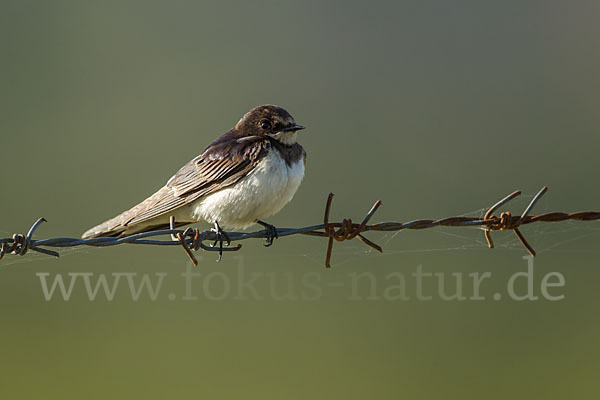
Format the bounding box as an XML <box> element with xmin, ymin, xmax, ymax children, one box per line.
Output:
<box><xmin>82</xmin><ymin>135</ymin><xmax>270</xmax><ymax>238</ymax></box>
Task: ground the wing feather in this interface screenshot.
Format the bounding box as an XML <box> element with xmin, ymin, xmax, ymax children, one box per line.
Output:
<box><xmin>126</xmin><ymin>136</ymin><xmax>270</xmax><ymax>225</ymax></box>
<box><xmin>82</xmin><ymin>135</ymin><xmax>271</xmax><ymax>238</ymax></box>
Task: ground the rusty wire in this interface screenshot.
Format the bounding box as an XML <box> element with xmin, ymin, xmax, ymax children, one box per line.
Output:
<box><xmin>1</xmin><ymin>187</ymin><xmax>598</xmax><ymax>268</ymax></box>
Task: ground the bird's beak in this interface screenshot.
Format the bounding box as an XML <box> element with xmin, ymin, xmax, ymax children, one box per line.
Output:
<box><xmin>279</xmin><ymin>124</ymin><xmax>305</xmax><ymax>132</ymax></box>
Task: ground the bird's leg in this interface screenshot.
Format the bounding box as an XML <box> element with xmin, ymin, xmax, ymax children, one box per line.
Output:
<box><xmin>210</xmin><ymin>221</ymin><xmax>231</xmax><ymax>261</ymax></box>
<box><xmin>256</xmin><ymin>220</ymin><xmax>279</xmax><ymax>247</ymax></box>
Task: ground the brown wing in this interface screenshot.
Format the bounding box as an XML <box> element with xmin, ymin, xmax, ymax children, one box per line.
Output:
<box><xmin>127</xmin><ymin>135</ymin><xmax>269</xmax><ymax>224</ymax></box>
<box><xmin>82</xmin><ymin>135</ymin><xmax>270</xmax><ymax>238</ymax></box>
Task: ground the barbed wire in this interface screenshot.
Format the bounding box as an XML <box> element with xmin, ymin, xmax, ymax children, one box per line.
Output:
<box><xmin>1</xmin><ymin>187</ymin><xmax>599</xmax><ymax>268</ymax></box>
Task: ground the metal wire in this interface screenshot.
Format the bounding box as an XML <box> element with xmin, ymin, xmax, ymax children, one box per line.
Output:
<box><xmin>1</xmin><ymin>187</ymin><xmax>598</xmax><ymax>268</ymax></box>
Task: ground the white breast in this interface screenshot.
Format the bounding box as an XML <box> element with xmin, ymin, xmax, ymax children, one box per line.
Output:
<box><xmin>191</xmin><ymin>150</ymin><xmax>305</xmax><ymax>229</ymax></box>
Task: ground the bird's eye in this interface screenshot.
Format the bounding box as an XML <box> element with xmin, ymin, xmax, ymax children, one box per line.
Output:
<box><xmin>260</xmin><ymin>120</ymin><xmax>271</xmax><ymax>130</ymax></box>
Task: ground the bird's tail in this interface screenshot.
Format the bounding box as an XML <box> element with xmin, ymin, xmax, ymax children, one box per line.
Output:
<box><xmin>81</xmin><ymin>186</ymin><xmax>195</xmax><ymax>239</ymax></box>
<box><xmin>81</xmin><ymin>216</ymin><xmax>132</xmax><ymax>239</ymax></box>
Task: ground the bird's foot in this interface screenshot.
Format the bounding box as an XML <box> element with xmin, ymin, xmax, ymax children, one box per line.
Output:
<box><xmin>256</xmin><ymin>220</ymin><xmax>279</xmax><ymax>247</ymax></box>
<box><xmin>210</xmin><ymin>221</ymin><xmax>231</xmax><ymax>261</ymax></box>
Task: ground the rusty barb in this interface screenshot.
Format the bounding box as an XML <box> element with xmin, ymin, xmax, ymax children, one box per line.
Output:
<box><xmin>482</xmin><ymin>187</ymin><xmax>547</xmax><ymax>257</ymax></box>
<box><xmin>1</xmin><ymin>187</ymin><xmax>599</xmax><ymax>268</ymax></box>
<box><xmin>321</xmin><ymin>193</ymin><xmax>383</xmax><ymax>268</ymax></box>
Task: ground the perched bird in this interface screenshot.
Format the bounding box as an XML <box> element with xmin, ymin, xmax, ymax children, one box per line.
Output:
<box><xmin>82</xmin><ymin>105</ymin><xmax>306</xmax><ymax>252</ymax></box>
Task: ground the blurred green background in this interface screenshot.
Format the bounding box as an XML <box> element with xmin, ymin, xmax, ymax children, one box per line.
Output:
<box><xmin>1</xmin><ymin>0</ymin><xmax>599</xmax><ymax>398</ymax></box>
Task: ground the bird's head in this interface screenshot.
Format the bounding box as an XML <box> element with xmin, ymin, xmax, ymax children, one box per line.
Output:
<box><xmin>235</xmin><ymin>104</ymin><xmax>305</xmax><ymax>145</ymax></box>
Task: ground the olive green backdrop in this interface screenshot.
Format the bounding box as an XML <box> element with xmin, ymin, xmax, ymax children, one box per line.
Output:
<box><xmin>1</xmin><ymin>0</ymin><xmax>599</xmax><ymax>399</ymax></box>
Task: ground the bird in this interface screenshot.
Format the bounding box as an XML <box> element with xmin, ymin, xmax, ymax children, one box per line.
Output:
<box><xmin>82</xmin><ymin>104</ymin><xmax>306</xmax><ymax>254</ymax></box>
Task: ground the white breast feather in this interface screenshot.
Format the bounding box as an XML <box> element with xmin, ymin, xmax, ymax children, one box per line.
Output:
<box><xmin>191</xmin><ymin>150</ymin><xmax>304</xmax><ymax>229</ymax></box>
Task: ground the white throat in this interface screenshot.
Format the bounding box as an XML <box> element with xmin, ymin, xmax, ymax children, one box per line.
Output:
<box><xmin>269</xmin><ymin>131</ymin><xmax>297</xmax><ymax>145</ymax></box>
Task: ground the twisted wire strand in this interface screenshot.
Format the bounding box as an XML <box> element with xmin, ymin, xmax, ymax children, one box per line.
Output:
<box><xmin>1</xmin><ymin>187</ymin><xmax>598</xmax><ymax>267</ymax></box>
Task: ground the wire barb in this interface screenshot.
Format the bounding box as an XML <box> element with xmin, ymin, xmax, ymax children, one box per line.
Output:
<box><xmin>322</xmin><ymin>193</ymin><xmax>383</xmax><ymax>268</ymax></box>
<box><xmin>483</xmin><ymin>186</ymin><xmax>549</xmax><ymax>257</ymax></box>
<box><xmin>168</xmin><ymin>216</ymin><xmax>242</xmax><ymax>266</ymax></box>
<box><xmin>0</xmin><ymin>217</ymin><xmax>59</xmax><ymax>260</ymax></box>
<box><xmin>0</xmin><ymin>187</ymin><xmax>598</xmax><ymax>267</ymax></box>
